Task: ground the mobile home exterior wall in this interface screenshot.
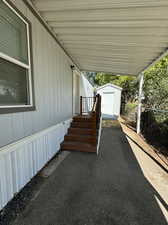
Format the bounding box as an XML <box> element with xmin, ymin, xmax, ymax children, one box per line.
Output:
<box><xmin>0</xmin><ymin>0</ymin><xmax>74</xmax><ymax>148</ymax></box>
<box><xmin>0</xmin><ymin>119</ymin><xmax>71</xmax><ymax>210</ymax></box>
<box><xmin>0</xmin><ymin>0</ymin><xmax>92</xmax><ymax>211</ymax></box>
<box><xmin>73</xmin><ymin>72</ymin><xmax>94</xmax><ymax>114</ymax></box>
<box><xmin>0</xmin><ymin>0</ymin><xmax>73</xmax><ymax>210</ymax></box>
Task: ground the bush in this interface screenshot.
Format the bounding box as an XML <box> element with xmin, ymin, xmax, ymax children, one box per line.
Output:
<box><xmin>124</xmin><ymin>102</ymin><xmax>137</xmax><ymax>115</ymax></box>
<box><xmin>141</xmin><ymin>111</ymin><xmax>168</xmax><ymax>151</ymax></box>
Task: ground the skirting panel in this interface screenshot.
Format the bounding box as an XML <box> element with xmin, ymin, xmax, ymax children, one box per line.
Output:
<box><xmin>0</xmin><ymin>118</ymin><xmax>72</xmax><ymax>211</ymax></box>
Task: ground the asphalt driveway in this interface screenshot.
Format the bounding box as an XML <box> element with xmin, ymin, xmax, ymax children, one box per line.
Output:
<box><xmin>14</xmin><ymin>121</ymin><xmax>168</xmax><ymax>225</ymax></box>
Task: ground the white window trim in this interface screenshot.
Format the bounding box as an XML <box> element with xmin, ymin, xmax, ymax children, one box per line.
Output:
<box><xmin>0</xmin><ymin>53</ymin><xmax>29</xmax><ymax>69</ymax></box>
<box><xmin>0</xmin><ymin>0</ymin><xmax>34</xmax><ymax>109</ymax></box>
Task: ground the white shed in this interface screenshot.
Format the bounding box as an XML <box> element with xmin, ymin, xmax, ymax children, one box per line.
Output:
<box><xmin>97</xmin><ymin>83</ymin><xmax>122</xmax><ymax>119</ymax></box>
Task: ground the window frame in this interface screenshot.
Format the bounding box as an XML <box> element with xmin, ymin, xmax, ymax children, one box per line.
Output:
<box><xmin>0</xmin><ymin>0</ymin><xmax>35</xmax><ymax>114</ymax></box>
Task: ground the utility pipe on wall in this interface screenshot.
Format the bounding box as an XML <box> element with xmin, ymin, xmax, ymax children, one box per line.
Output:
<box><xmin>137</xmin><ymin>73</ymin><xmax>144</xmax><ymax>134</ymax></box>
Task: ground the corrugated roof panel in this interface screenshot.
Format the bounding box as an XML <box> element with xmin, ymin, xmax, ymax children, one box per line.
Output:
<box><xmin>31</xmin><ymin>0</ymin><xmax>168</xmax><ymax>75</ymax></box>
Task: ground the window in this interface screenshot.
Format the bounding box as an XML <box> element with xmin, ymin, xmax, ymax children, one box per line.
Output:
<box><xmin>0</xmin><ymin>0</ymin><xmax>35</xmax><ymax>113</ymax></box>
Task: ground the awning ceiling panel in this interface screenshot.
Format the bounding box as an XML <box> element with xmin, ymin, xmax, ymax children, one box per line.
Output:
<box><xmin>31</xmin><ymin>0</ymin><xmax>168</xmax><ymax>75</ymax></box>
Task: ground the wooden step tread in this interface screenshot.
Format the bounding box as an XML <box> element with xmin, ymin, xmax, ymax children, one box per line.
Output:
<box><xmin>71</xmin><ymin>122</ymin><xmax>95</xmax><ymax>125</ymax></box>
<box><xmin>64</xmin><ymin>134</ymin><xmax>97</xmax><ymax>144</ymax></box>
<box><xmin>72</xmin><ymin>121</ymin><xmax>95</xmax><ymax>124</ymax></box>
<box><xmin>61</xmin><ymin>141</ymin><xmax>97</xmax><ymax>153</ymax></box>
<box><xmin>62</xmin><ymin>141</ymin><xmax>95</xmax><ymax>147</ymax></box>
<box><xmin>73</xmin><ymin>115</ymin><xmax>94</xmax><ymax>122</ymax></box>
<box><xmin>65</xmin><ymin>134</ymin><xmax>95</xmax><ymax>138</ymax></box>
<box><xmin>71</xmin><ymin>122</ymin><xmax>96</xmax><ymax>128</ymax></box>
<box><xmin>73</xmin><ymin>115</ymin><xmax>92</xmax><ymax>119</ymax></box>
<box><xmin>68</xmin><ymin>127</ymin><xmax>96</xmax><ymax>135</ymax></box>
<box><xmin>68</xmin><ymin>127</ymin><xmax>95</xmax><ymax>131</ymax></box>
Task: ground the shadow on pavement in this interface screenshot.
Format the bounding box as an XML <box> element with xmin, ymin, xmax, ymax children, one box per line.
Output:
<box><xmin>13</xmin><ymin>119</ymin><xmax>168</xmax><ymax>225</ymax></box>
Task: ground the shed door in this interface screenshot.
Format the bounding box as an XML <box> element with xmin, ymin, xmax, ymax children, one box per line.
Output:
<box><xmin>102</xmin><ymin>92</ymin><xmax>114</xmax><ymax>116</ymax></box>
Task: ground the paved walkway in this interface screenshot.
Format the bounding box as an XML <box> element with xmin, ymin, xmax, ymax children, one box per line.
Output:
<box><xmin>14</xmin><ymin>121</ymin><xmax>168</xmax><ymax>225</ymax></box>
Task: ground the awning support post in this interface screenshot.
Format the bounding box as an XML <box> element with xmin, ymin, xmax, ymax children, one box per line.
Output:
<box><xmin>137</xmin><ymin>73</ymin><xmax>144</xmax><ymax>134</ymax></box>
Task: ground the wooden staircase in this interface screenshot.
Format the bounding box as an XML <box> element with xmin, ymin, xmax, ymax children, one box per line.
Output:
<box><xmin>61</xmin><ymin>95</ymin><xmax>101</xmax><ymax>153</ymax></box>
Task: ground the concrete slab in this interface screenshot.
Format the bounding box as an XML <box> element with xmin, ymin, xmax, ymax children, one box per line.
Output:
<box><xmin>14</xmin><ymin>121</ymin><xmax>168</xmax><ymax>225</ymax></box>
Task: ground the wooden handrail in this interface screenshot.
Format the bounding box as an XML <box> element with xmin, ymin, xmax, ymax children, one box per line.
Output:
<box><xmin>80</xmin><ymin>96</ymin><xmax>82</xmax><ymax>115</ymax></box>
<box><xmin>80</xmin><ymin>94</ymin><xmax>101</xmax><ymax>129</ymax></box>
<box><xmin>92</xmin><ymin>96</ymin><xmax>98</xmax><ymax>112</ymax></box>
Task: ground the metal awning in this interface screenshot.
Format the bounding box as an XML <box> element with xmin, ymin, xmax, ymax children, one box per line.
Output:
<box><xmin>30</xmin><ymin>0</ymin><xmax>168</xmax><ymax>75</ymax></box>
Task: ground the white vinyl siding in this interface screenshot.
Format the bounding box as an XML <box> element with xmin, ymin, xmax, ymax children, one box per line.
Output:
<box><xmin>0</xmin><ymin>0</ymin><xmax>96</xmax><ymax>212</ymax></box>
<box><xmin>0</xmin><ymin>0</ymin><xmax>73</xmax><ymax>147</ymax></box>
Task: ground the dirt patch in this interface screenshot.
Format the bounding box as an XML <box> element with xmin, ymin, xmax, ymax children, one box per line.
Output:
<box><xmin>119</xmin><ymin>117</ymin><xmax>168</xmax><ymax>173</ymax></box>
<box><xmin>102</xmin><ymin>119</ymin><xmax>120</xmax><ymax>128</ymax></box>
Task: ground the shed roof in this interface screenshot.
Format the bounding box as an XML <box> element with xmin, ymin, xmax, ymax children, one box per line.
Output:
<box><xmin>30</xmin><ymin>0</ymin><xmax>168</xmax><ymax>75</ymax></box>
<box><xmin>97</xmin><ymin>83</ymin><xmax>123</xmax><ymax>91</ymax></box>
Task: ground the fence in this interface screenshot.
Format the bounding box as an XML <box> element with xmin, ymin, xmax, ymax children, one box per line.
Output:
<box><xmin>145</xmin><ymin>108</ymin><xmax>168</xmax><ymax>122</ymax></box>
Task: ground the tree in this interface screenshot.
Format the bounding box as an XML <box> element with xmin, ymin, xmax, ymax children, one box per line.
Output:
<box><xmin>91</xmin><ymin>72</ymin><xmax>138</xmax><ymax>103</ymax></box>
<box><xmin>83</xmin><ymin>72</ymin><xmax>97</xmax><ymax>86</ymax></box>
<box><xmin>143</xmin><ymin>56</ymin><xmax>168</xmax><ymax>109</ymax></box>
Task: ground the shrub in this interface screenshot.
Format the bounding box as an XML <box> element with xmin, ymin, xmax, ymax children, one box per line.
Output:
<box><xmin>141</xmin><ymin>111</ymin><xmax>168</xmax><ymax>151</ymax></box>
<box><xmin>124</xmin><ymin>102</ymin><xmax>137</xmax><ymax>115</ymax></box>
